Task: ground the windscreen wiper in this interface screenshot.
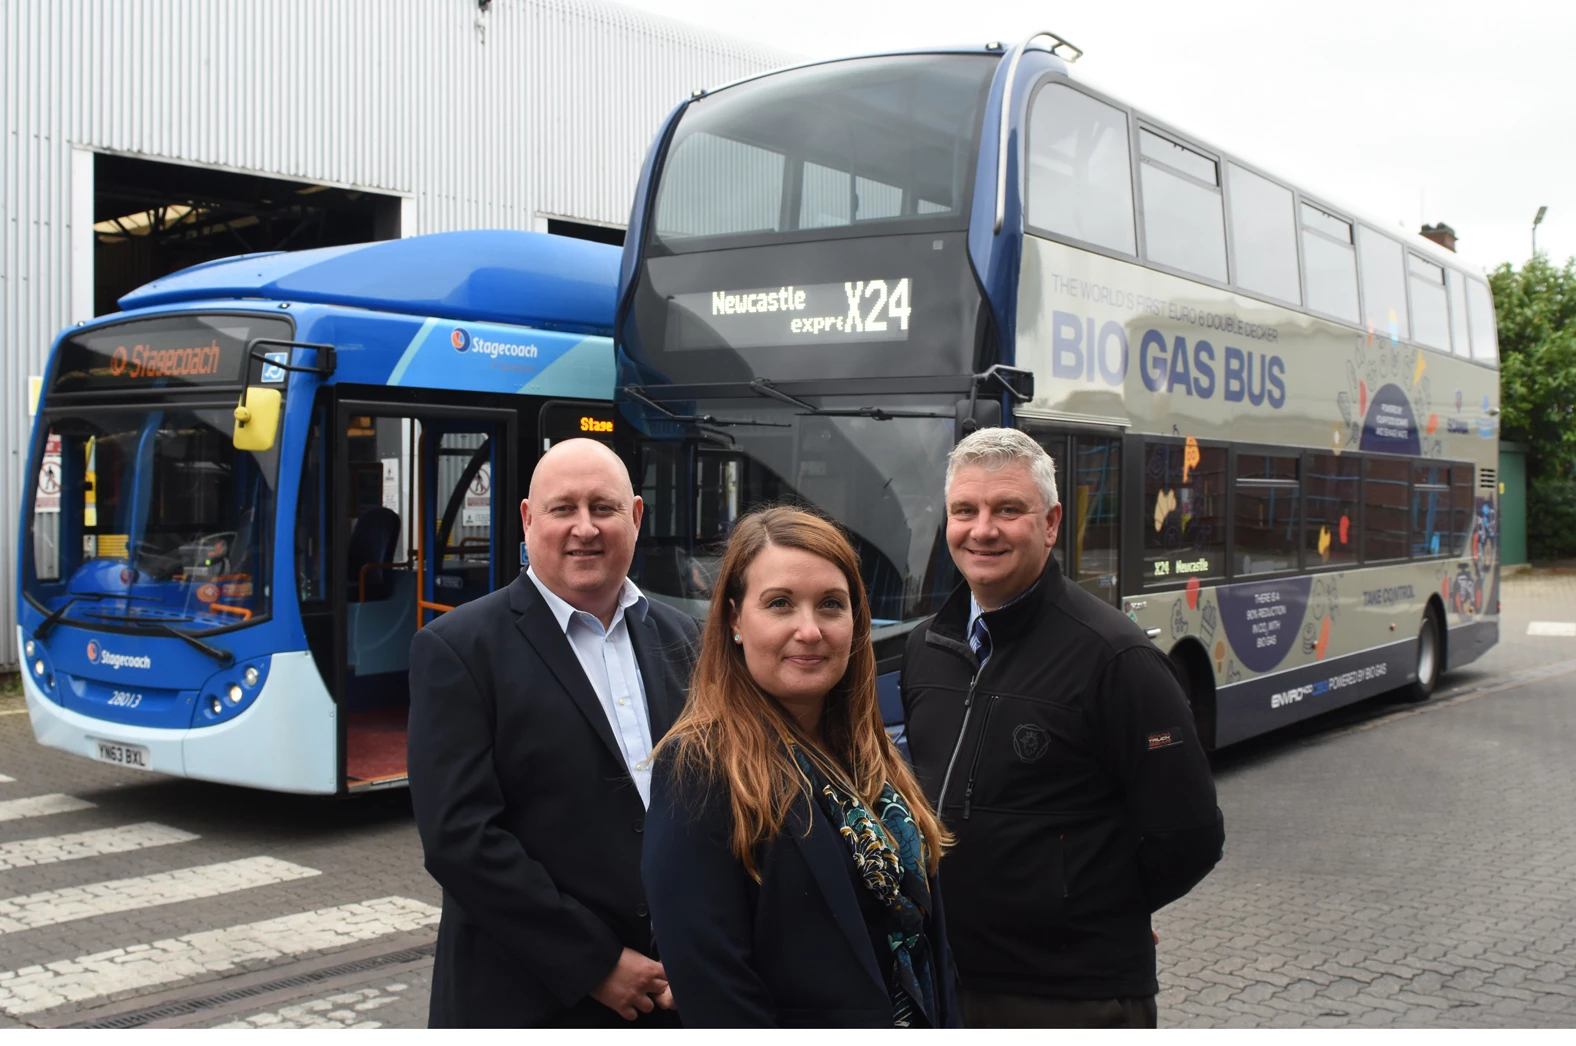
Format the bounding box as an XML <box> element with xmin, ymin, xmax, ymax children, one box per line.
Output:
<box><xmin>622</xmin><ymin>385</ymin><xmax>790</xmax><ymax>428</ymax></box>
<box><xmin>31</xmin><ymin>592</ymin><xmax>144</xmax><ymax>641</ymax></box>
<box><xmin>79</xmin><ymin>611</ymin><xmax>234</xmax><ymax>665</ymax></box>
<box><xmin>150</xmin><ymin>622</ymin><xmax>234</xmax><ymax>665</ymax></box>
<box><xmin>746</xmin><ymin>378</ymin><xmax>951</xmax><ymax>420</ymax></box>
<box><xmin>34</xmin><ymin>597</ymin><xmax>85</xmax><ymax>642</ymax></box>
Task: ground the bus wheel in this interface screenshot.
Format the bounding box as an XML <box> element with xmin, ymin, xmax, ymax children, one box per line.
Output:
<box><xmin>1401</xmin><ymin>609</ymin><xmax>1442</xmax><ymax>703</ymax></box>
<box><xmin>1169</xmin><ymin>642</ymin><xmax>1217</xmax><ymax>752</ymax></box>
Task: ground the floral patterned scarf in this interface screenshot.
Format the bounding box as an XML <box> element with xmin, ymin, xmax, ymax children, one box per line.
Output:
<box><xmin>792</xmin><ymin>748</ymin><xmax>938</xmax><ymax>1028</ymax></box>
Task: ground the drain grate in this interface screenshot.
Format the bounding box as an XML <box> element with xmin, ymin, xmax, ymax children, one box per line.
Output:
<box><xmin>68</xmin><ymin>943</ymin><xmax>435</xmax><ymax>1028</ymax></box>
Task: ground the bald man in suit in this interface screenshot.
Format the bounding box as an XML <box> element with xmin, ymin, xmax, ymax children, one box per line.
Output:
<box><xmin>409</xmin><ymin>439</ymin><xmax>698</xmax><ymax>1027</ymax></box>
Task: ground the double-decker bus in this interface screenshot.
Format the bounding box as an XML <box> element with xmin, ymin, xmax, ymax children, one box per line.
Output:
<box><xmin>18</xmin><ymin>230</ymin><xmax>620</xmax><ymax>793</ymax></box>
<box><xmin>612</xmin><ymin>34</ymin><xmax>1501</xmax><ymax>748</ymax></box>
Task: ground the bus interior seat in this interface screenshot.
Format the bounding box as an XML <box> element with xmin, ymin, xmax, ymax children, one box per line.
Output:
<box><xmin>348</xmin><ymin>506</ymin><xmax>401</xmax><ymax>601</ymax></box>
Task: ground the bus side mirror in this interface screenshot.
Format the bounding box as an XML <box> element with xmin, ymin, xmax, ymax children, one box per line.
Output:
<box><xmin>983</xmin><ymin>364</ymin><xmax>1035</xmax><ymax>401</ymax></box>
<box><xmin>233</xmin><ymin>387</ymin><xmax>282</xmax><ymax>452</ymax></box>
<box><xmin>954</xmin><ymin>398</ymin><xmax>1002</xmax><ymax>443</ymax></box>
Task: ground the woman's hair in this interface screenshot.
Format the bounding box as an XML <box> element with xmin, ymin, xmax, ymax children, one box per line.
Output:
<box><xmin>655</xmin><ymin>505</ymin><xmax>950</xmax><ymax>879</ymax></box>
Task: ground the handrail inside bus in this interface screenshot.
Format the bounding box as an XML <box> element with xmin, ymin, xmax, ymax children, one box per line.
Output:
<box><xmin>995</xmin><ymin>30</ymin><xmax>1084</xmax><ymax>235</ymax></box>
<box><xmin>418</xmin><ymin>598</ymin><xmax>456</xmax><ymax>626</ymax></box>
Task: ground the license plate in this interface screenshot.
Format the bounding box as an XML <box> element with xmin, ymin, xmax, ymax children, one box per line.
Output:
<box><xmin>91</xmin><ymin>738</ymin><xmax>151</xmax><ymax>770</ymax></box>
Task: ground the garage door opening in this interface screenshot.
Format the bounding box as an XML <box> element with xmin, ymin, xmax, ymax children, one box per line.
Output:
<box><xmin>93</xmin><ymin>153</ymin><xmax>402</xmax><ymax>316</ymax></box>
<box><xmin>546</xmin><ymin>217</ymin><xmax>625</xmax><ymax>247</ymax></box>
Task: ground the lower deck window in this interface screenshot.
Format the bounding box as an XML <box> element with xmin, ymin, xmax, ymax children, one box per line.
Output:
<box><xmin>1234</xmin><ymin>453</ymin><xmax>1300</xmax><ymax>575</ymax></box>
<box><xmin>1143</xmin><ymin>439</ymin><xmax>1226</xmax><ymax>585</ymax></box>
<box><xmin>1363</xmin><ymin>457</ymin><xmax>1410</xmax><ymax>561</ymax></box>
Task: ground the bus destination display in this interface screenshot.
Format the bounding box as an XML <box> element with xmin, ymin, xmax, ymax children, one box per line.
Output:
<box><xmin>51</xmin><ymin>315</ymin><xmax>293</xmax><ymax>393</ymax></box>
<box><xmin>669</xmin><ymin>277</ymin><xmax>912</xmax><ymax>349</ymax></box>
<box><xmin>542</xmin><ymin>402</ymin><xmax>616</xmax><ymax>447</ymax></box>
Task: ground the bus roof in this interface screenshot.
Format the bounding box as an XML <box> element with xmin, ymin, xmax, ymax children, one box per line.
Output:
<box><xmin>116</xmin><ymin>229</ymin><xmax>622</xmax><ymax>335</ymax></box>
<box><xmin>692</xmin><ymin>44</ymin><xmax>1483</xmax><ymax>278</ymax></box>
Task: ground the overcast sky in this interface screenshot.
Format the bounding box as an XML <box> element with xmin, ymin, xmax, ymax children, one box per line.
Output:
<box><xmin>617</xmin><ymin>0</ymin><xmax>1570</xmax><ymax>274</ymax></box>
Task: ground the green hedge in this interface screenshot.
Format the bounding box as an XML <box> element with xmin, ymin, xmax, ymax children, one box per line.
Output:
<box><xmin>1528</xmin><ymin>477</ymin><xmax>1576</xmax><ymax>561</ymax></box>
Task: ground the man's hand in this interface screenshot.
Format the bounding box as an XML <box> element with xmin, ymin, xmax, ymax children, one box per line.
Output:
<box><xmin>590</xmin><ymin>947</ymin><xmax>669</xmax><ymax>1021</ymax></box>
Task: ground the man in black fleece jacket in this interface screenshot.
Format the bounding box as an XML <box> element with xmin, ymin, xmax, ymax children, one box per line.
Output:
<box><xmin>902</xmin><ymin>427</ymin><xmax>1224</xmax><ymax>1028</ymax></box>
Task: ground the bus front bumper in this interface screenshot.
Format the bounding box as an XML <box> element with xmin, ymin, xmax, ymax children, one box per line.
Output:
<box><xmin>18</xmin><ymin>638</ymin><xmax>340</xmax><ymax>795</ymax></box>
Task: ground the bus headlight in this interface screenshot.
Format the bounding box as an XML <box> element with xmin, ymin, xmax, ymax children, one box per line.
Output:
<box><xmin>243</xmin><ymin>666</ymin><xmax>259</xmax><ymax>688</ymax></box>
<box><xmin>209</xmin><ymin>696</ymin><xmax>223</xmax><ymax>715</ymax></box>
<box><xmin>34</xmin><ymin>660</ymin><xmax>46</xmax><ymax>677</ymax></box>
<box><xmin>24</xmin><ymin>641</ymin><xmax>35</xmax><ymax>658</ymax></box>
<box><xmin>227</xmin><ymin>684</ymin><xmax>244</xmax><ymax>704</ymax></box>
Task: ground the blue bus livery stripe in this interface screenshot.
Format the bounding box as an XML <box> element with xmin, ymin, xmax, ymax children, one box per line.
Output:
<box><xmin>386</xmin><ymin>319</ymin><xmax>614</xmax><ymax>397</ymax></box>
<box><xmin>385</xmin><ymin>317</ymin><xmax>439</xmax><ymax>386</ymax></box>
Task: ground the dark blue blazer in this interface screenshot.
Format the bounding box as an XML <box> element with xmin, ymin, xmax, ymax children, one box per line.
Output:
<box><xmin>642</xmin><ymin>756</ymin><xmax>963</xmax><ymax>1028</ymax></box>
<box><xmin>408</xmin><ymin>572</ymin><xmax>698</xmax><ymax>1028</ymax></box>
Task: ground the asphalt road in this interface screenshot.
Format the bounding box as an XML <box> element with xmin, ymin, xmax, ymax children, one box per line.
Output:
<box><xmin>1</xmin><ymin>569</ymin><xmax>1571</xmax><ymax>1028</ymax></box>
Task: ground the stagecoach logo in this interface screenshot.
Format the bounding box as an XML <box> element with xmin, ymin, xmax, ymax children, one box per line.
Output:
<box><xmin>86</xmin><ymin>640</ymin><xmax>151</xmax><ymax>671</ymax></box>
<box><xmin>450</xmin><ymin>328</ymin><xmax>472</xmax><ymax>352</ymax></box>
<box><xmin>1012</xmin><ymin>723</ymin><xmax>1051</xmax><ymax>763</ymax></box>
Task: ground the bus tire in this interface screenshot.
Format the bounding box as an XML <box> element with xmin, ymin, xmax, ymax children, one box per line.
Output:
<box><xmin>1168</xmin><ymin>640</ymin><xmax>1217</xmax><ymax>752</ymax></box>
<box><xmin>1400</xmin><ymin>606</ymin><xmax>1444</xmax><ymax>703</ymax></box>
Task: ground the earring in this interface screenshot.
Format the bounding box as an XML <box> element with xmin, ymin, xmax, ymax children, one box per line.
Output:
<box><xmin>733</xmin><ymin>634</ymin><xmax>741</xmax><ymax>643</ymax></box>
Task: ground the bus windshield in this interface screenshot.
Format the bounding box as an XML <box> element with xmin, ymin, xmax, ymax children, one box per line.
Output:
<box><xmin>25</xmin><ymin>406</ymin><xmax>279</xmax><ymax>633</ymax></box>
<box><xmin>651</xmin><ymin>53</ymin><xmax>998</xmax><ymax>252</ymax></box>
<box><xmin>631</xmin><ymin>396</ymin><xmax>958</xmax><ymax>630</ymax></box>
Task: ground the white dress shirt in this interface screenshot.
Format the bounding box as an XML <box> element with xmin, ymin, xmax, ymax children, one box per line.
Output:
<box><xmin>526</xmin><ymin>567</ymin><xmax>655</xmax><ymax>807</ymax></box>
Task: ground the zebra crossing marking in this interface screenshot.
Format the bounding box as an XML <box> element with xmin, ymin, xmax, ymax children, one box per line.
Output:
<box><xmin>0</xmin><ymin>823</ymin><xmax>198</xmax><ymax>872</ymax></box>
<box><xmin>0</xmin><ymin>896</ymin><xmax>441</xmax><ymax>1016</ymax></box>
<box><xmin>0</xmin><ymin>775</ymin><xmax>15</xmax><ymax>783</ymax></box>
<box><xmin>0</xmin><ymin>856</ymin><xmax>321</xmax><ymax>935</ymax></box>
<box><xmin>214</xmin><ymin>982</ymin><xmax>410</xmax><ymax>1029</ymax></box>
<box><xmin>0</xmin><ymin>794</ymin><xmax>93</xmax><ymax>823</ymax></box>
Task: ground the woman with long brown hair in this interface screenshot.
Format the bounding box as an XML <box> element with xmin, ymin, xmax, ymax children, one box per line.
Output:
<box><xmin>641</xmin><ymin>506</ymin><xmax>959</xmax><ymax>1028</ymax></box>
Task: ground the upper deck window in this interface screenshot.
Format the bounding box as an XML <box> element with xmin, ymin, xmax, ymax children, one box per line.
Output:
<box><xmin>1408</xmin><ymin>254</ymin><xmax>1450</xmax><ymax>352</ymax></box>
<box><xmin>656</xmin><ymin>134</ymin><xmax>786</xmax><ymax>240</ymax></box>
<box><xmin>1138</xmin><ymin>129</ymin><xmax>1227</xmax><ymax>282</ymax></box>
<box><xmin>1447</xmin><ymin>268</ymin><xmax>1470</xmax><ymax>356</ymax></box>
<box><xmin>1226</xmin><ymin>163</ymin><xmax>1300</xmax><ymax>305</ymax></box>
<box><xmin>1465</xmin><ymin>278</ymin><xmax>1499</xmax><ymax>365</ymax></box>
<box><xmin>1026</xmin><ymin>84</ymin><xmax>1136</xmax><ymax>255</ymax></box>
<box><xmin>1300</xmin><ymin>204</ymin><xmax>1359</xmax><ymax>323</ymax></box>
<box><xmin>1357</xmin><ymin>226</ymin><xmax>1410</xmax><ymax>343</ymax></box>
<box><xmin>650</xmin><ymin>55</ymin><xmax>997</xmax><ymax>252</ymax></box>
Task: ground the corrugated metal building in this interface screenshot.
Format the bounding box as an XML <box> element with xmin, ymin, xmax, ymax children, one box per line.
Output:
<box><xmin>0</xmin><ymin>0</ymin><xmax>795</xmax><ymax>669</ymax></box>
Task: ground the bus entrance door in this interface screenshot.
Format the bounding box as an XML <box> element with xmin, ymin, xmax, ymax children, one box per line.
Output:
<box><xmin>333</xmin><ymin>401</ymin><xmax>518</xmax><ymax>791</ymax></box>
<box><xmin>1027</xmin><ymin>430</ymin><xmax>1124</xmax><ymax>608</ymax></box>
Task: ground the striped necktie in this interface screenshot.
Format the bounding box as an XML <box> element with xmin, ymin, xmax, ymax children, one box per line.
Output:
<box><xmin>969</xmin><ymin>615</ymin><xmax>992</xmax><ymax>666</ymax></box>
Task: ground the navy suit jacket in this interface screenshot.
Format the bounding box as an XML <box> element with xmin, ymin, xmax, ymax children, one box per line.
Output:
<box><xmin>407</xmin><ymin>572</ymin><xmax>697</xmax><ymax>1028</ymax></box>
<box><xmin>642</xmin><ymin>754</ymin><xmax>963</xmax><ymax>1028</ymax></box>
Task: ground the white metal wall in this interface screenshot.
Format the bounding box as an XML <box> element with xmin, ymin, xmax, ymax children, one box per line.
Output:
<box><xmin>0</xmin><ymin>0</ymin><xmax>796</xmax><ymax>668</ymax></box>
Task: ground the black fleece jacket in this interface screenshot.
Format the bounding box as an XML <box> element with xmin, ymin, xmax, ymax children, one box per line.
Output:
<box><xmin>900</xmin><ymin>554</ymin><xmax>1224</xmax><ymax>999</ymax></box>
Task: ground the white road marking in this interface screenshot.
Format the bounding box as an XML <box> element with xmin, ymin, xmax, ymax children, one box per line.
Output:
<box><xmin>1527</xmin><ymin>620</ymin><xmax>1576</xmax><ymax>637</ymax></box>
<box><xmin>0</xmin><ymin>856</ymin><xmax>320</xmax><ymax>935</ymax></box>
<box><xmin>0</xmin><ymin>896</ymin><xmax>441</xmax><ymax>1016</ymax></box>
<box><xmin>0</xmin><ymin>823</ymin><xmax>198</xmax><ymax>872</ymax></box>
<box><xmin>213</xmin><ymin>982</ymin><xmax>410</xmax><ymax>1029</ymax></box>
<box><xmin>0</xmin><ymin>794</ymin><xmax>93</xmax><ymax>823</ymax></box>
<box><xmin>0</xmin><ymin>775</ymin><xmax>15</xmax><ymax>783</ymax></box>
